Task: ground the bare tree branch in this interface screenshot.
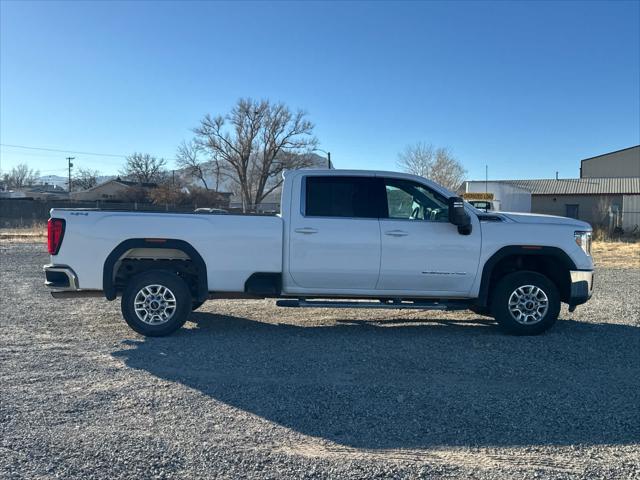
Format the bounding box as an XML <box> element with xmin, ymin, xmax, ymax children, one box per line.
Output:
<box><xmin>121</xmin><ymin>153</ymin><xmax>167</xmax><ymax>184</ymax></box>
<box><xmin>73</xmin><ymin>167</ymin><xmax>101</xmax><ymax>190</ymax></box>
<box><xmin>3</xmin><ymin>164</ymin><xmax>40</xmax><ymax>189</ymax></box>
<box><xmin>397</xmin><ymin>142</ymin><xmax>466</xmax><ymax>191</ymax></box>
<box><xmin>193</xmin><ymin>98</ymin><xmax>318</xmax><ymax>211</ymax></box>
<box><xmin>176</xmin><ymin>140</ymin><xmax>211</xmax><ymax>190</ymax></box>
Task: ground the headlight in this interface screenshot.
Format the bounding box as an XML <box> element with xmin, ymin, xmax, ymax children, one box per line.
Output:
<box><xmin>574</xmin><ymin>231</ymin><xmax>592</xmax><ymax>256</ymax></box>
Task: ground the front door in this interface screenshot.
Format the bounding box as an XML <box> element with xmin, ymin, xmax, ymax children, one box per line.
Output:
<box><xmin>288</xmin><ymin>175</ymin><xmax>382</xmax><ymax>290</ymax></box>
<box><xmin>377</xmin><ymin>177</ymin><xmax>481</xmax><ymax>295</ymax></box>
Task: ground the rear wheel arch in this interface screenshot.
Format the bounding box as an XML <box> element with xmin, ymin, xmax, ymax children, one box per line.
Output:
<box><xmin>103</xmin><ymin>238</ymin><xmax>208</xmax><ymax>302</ymax></box>
<box><xmin>477</xmin><ymin>246</ymin><xmax>576</xmax><ymax>308</ymax></box>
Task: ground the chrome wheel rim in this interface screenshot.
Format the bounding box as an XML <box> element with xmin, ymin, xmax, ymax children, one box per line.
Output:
<box><xmin>134</xmin><ymin>284</ymin><xmax>177</xmax><ymax>325</ymax></box>
<box><xmin>508</xmin><ymin>285</ymin><xmax>549</xmax><ymax>325</ymax></box>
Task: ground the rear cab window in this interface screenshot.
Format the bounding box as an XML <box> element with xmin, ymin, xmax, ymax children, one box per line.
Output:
<box><xmin>304</xmin><ymin>176</ymin><xmax>381</xmax><ymax>218</ymax></box>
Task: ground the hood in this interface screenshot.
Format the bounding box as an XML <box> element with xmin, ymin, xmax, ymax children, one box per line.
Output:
<box><xmin>500</xmin><ymin>212</ymin><xmax>591</xmax><ymax>229</ymax></box>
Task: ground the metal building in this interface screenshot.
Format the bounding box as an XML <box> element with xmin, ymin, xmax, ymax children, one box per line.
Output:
<box><xmin>464</xmin><ymin>145</ymin><xmax>640</xmax><ymax>232</ymax></box>
<box><xmin>580</xmin><ymin>145</ymin><xmax>640</xmax><ymax>178</ymax></box>
<box><xmin>505</xmin><ymin>177</ymin><xmax>639</xmax><ymax>231</ymax></box>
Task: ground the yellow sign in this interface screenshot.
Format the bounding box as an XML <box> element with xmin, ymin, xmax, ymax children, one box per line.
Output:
<box><xmin>463</xmin><ymin>192</ymin><xmax>494</xmax><ymax>200</ymax></box>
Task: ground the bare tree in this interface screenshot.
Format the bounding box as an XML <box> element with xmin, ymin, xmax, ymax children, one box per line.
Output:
<box><xmin>121</xmin><ymin>153</ymin><xmax>167</xmax><ymax>184</ymax></box>
<box><xmin>397</xmin><ymin>143</ymin><xmax>434</xmax><ymax>178</ymax></box>
<box><xmin>148</xmin><ymin>183</ymin><xmax>187</xmax><ymax>205</ymax></box>
<box><xmin>193</xmin><ymin>98</ymin><xmax>318</xmax><ymax>211</ymax></box>
<box><xmin>593</xmin><ymin>196</ymin><xmax>616</xmax><ymax>238</ymax></box>
<box><xmin>397</xmin><ymin>142</ymin><xmax>466</xmax><ymax>191</ymax></box>
<box><xmin>4</xmin><ymin>164</ymin><xmax>40</xmax><ymax>189</ymax></box>
<box><xmin>149</xmin><ymin>184</ymin><xmax>229</xmax><ymax>209</ymax></box>
<box><xmin>175</xmin><ymin>140</ymin><xmax>221</xmax><ymax>190</ymax></box>
<box><xmin>73</xmin><ymin>167</ymin><xmax>101</xmax><ymax>190</ymax></box>
<box><xmin>429</xmin><ymin>148</ymin><xmax>467</xmax><ymax>191</ymax></box>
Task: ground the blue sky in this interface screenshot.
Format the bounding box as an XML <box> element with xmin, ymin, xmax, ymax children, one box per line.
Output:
<box><xmin>1</xmin><ymin>0</ymin><xmax>639</xmax><ymax>181</ymax></box>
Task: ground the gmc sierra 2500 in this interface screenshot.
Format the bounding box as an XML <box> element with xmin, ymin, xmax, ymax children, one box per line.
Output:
<box><xmin>44</xmin><ymin>169</ymin><xmax>594</xmax><ymax>336</ymax></box>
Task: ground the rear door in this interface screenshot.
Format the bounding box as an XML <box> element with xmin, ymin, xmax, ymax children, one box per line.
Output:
<box><xmin>377</xmin><ymin>177</ymin><xmax>481</xmax><ymax>295</ymax></box>
<box><xmin>288</xmin><ymin>175</ymin><xmax>382</xmax><ymax>290</ymax></box>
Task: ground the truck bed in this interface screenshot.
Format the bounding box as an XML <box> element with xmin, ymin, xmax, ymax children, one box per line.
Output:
<box><xmin>49</xmin><ymin>208</ymin><xmax>284</xmax><ymax>292</ymax></box>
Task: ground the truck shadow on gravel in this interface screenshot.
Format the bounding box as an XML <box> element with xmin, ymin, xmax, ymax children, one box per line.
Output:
<box><xmin>113</xmin><ymin>313</ymin><xmax>640</xmax><ymax>449</ymax></box>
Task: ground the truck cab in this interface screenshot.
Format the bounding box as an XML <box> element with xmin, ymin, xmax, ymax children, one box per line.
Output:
<box><xmin>281</xmin><ymin>170</ymin><xmax>482</xmax><ymax>297</ymax></box>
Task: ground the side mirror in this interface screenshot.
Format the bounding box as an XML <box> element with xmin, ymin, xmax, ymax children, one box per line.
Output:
<box><xmin>448</xmin><ymin>197</ymin><xmax>472</xmax><ymax>235</ymax></box>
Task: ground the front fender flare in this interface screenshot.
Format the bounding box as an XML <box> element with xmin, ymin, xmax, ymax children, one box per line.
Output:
<box><xmin>476</xmin><ymin>246</ymin><xmax>577</xmax><ymax>307</ymax></box>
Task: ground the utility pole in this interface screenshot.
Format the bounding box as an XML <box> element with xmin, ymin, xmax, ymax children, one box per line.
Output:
<box><xmin>317</xmin><ymin>149</ymin><xmax>331</xmax><ymax>169</ymax></box>
<box><xmin>485</xmin><ymin>165</ymin><xmax>488</xmax><ymax>194</ymax></box>
<box><xmin>66</xmin><ymin>157</ymin><xmax>75</xmax><ymax>193</ymax></box>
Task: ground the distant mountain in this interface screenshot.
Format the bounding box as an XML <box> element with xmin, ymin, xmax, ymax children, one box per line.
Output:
<box><xmin>96</xmin><ymin>175</ymin><xmax>116</xmax><ymax>185</ymax></box>
<box><xmin>304</xmin><ymin>152</ymin><xmax>333</xmax><ymax>169</ymax></box>
<box><xmin>177</xmin><ymin>151</ymin><xmax>332</xmax><ymax>194</ymax></box>
<box><xmin>37</xmin><ymin>175</ymin><xmax>68</xmax><ymax>190</ymax></box>
<box><xmin>37</xmin><ymin>174</ymin><xmax>115</xmax><ymax>191</ymax></box>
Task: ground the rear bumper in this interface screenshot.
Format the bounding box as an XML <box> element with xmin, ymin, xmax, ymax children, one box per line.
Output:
<box><xmin>569</xmin><ymin>270</ymin><xmax>594</xmax><ymax>307</ymax></box>
<box><xmin>43</xmin><ymin>264</ymin><xmax>79</xmax><ymax>291</ymax></box>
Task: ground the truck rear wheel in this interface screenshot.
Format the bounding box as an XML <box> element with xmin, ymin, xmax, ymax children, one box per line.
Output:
<box><xmin>121</xmin><ymin>271</ymin><xmax>192</xmax><ymax>337</ymax></box>
<box><xmin>192</xmin><ymin>300</ymin><xmax>205</xmax><ymax>311</ymax></box>
<box><xmin>491</xmin><ymin>271</ymin><xmax>560</xmax><ymax>335</ymax></box>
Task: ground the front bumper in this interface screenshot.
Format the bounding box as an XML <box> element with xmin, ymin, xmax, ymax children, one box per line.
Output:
<box><xmin>569</xmin><ymin>270</ymin><xmax>594</xmax><ymax>308</ymax></box>
<box><xmin>43</xmin><ymin>264</ymin><xmax>79</xmax><ymax>291</ymax></box>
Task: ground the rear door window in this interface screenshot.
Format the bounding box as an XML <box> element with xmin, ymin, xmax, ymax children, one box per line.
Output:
<box><xmin>305</xmin><ymin>176</ymin><xmax>381</xmax><ymax>218</ymax></box>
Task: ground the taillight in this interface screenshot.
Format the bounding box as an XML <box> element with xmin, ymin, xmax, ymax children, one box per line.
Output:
<box><xmin>47</xmin><ymin>218</ymin><xmax>66</xmax><ymax>255</ymax></box>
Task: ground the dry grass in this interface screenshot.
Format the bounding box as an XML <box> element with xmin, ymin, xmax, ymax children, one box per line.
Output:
<box><xmin>0</xmin><ymin>224</ymin><xmax>46</xmax><ymax>244</ymax></box>
<box><xmin>1</xmin><ymin>225</ymin><xmax>638</xmax><ymax>268</ymax></box>
<box><xmin>592</xmin><ymin>241</ymin><xmax>640</xmax><ymax>268</ymax></box>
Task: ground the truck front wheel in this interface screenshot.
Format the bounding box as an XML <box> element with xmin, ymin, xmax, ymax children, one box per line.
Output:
<box><xmin>491</xmin><ymin>271</ymin><xmax>560</xmax><ymax>335</ymax></box>
<box><xmin>121</xmin><ymin>271</ymin><xmax>192</xmax><ymax>337</ymax></box>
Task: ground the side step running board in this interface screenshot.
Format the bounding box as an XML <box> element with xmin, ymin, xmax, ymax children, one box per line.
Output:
<box><xmin>276</xmin><ymin>299</ymin><xmax>469</xmax><ymax>310</ymax></box>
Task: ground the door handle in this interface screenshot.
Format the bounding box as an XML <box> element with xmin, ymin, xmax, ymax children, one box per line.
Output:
<box><xmin>295</xmin><ymin>227</ymin><xmax>318</xmax><ymax>234</ymax></box>
<box><xmin>385</xmin><ymin>229</ymin><xmax>409</xmax><ymax>237</ymax></box>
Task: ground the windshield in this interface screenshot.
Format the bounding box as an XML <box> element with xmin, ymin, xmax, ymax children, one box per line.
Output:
<box><xmin>463</xmin><ymin>200</ymin><xmax>482</xmax><ymax>215</ymax></box>
<box><xmin>469</xmin><ymin>201</ymin><xmax>492</xmax><ymax>211</ymax></box>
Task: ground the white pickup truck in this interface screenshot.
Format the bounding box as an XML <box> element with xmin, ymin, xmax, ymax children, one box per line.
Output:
<box><xmin>44</xmin><ymin>169</ymin><xmax>594</xmax><ymax>336</ymax></box>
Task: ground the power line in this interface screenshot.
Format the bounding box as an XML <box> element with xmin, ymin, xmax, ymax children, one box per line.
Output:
<box><xmin>1</xmin><ymin>143</ymin><xmax>127</xmax><ymax>158</ymax></box>
<box><xmin>0</xmin><ymin>143</ymin><xmax>174</xmax><ymax>160</ymax></box>
<box><xmin>0</xmin><ymin>149</ymin><xmax>125</xmax><ymax>166</ymax></box>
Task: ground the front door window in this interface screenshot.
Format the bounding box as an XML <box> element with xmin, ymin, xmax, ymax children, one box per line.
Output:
<box><xmin>384</xmin><ymin>178</ymin><xmax>449</xmax><ymax>222</ymax></box>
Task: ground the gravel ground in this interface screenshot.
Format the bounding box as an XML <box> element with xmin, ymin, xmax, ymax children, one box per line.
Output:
<box><xmin>1</xmin><ymin>243</ymin><xmax>639</xmax><ymax>479</ymax></box>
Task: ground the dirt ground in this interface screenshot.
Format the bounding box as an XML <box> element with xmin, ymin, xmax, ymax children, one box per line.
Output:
<box><xmin>1</xmin><ymin>241</ymin><xmax>639</xmax><ymax>479</ymax></box>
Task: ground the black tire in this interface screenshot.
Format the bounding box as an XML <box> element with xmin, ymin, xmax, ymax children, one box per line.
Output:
<box><xmin>192</xmin><ymin>300</ymin><xmax>205</xmax><ymax>311</ymax></box>
<box><xmin>121</xmin><ymin>270</ymin><xmax>192</xmax><ymax>337</ymax></box>
<box><xmin>491</xmin><ymin>271</ymin><xmax>560</xmax><ymax>335</ymax></box>
<box><xmin>470</xmin><ymin>305</ymin><xmax>492</xmax><ymax>317</ymax></box>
